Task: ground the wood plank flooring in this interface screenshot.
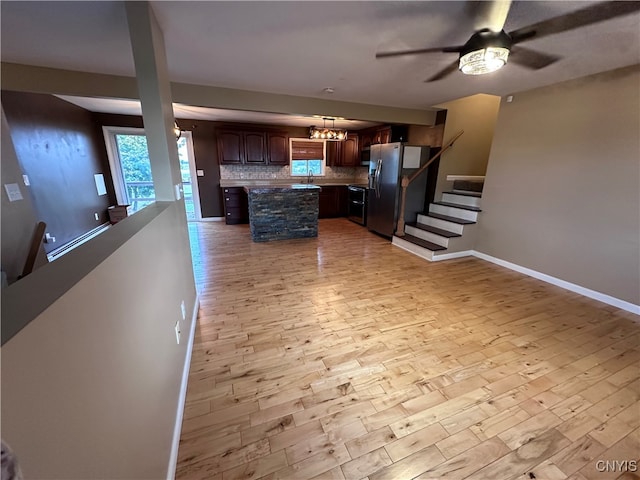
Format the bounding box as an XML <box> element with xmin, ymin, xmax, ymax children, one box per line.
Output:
<box><xmin>178</xmin><ymin>219</ymin><xmax>639</xmax><ymax>480</ymax></box>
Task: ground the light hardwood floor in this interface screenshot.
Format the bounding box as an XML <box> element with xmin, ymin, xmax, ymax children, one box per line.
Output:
<box><xmin>178</xmin><ymin>219</ymin><xmax>639</xmax><ymax>480</ymax></box>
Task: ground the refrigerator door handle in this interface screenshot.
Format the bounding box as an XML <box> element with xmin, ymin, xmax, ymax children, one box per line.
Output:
<box><xmin>375</xmin><ymin>160</ymin><xmax>382</xmax><ymax>198</ymax></box>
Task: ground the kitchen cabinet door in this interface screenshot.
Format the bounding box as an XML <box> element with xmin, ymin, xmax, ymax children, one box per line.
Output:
<box><xmin>319</xmin><ymin>186</ymin><xmax>338</xmax><ymax>218</ymax></box>
<box><xmin>341</xmin><ymin>134</ymin><xmax>359</xmax><ymax>166</ymax></box>
<box><xmin>360</xmin><ymin>131</ymin><xmax>373</xmax><ymax>150</ymax></box>
<box><xmin>218</xmin><ymin>131</ymin><xmax>244</xmax><ymax>164</ymax></box>
<box><xmin>267</xmin><ymin>132</ymin><xmax>289</xmax><ymax>165</ymax></box>
<box><xmin>325</xmin><ymin>141</ymin><xmax>341</xmax><ymax>167</ymax></box>
<box><xmin>337</xmin><ymin>186</ymin><xmax>349</xmax><ymax>217</ymax></box>
<box><xmin>244</xmin><ymin>132</ymin><xmax>267</xmax><ymax>165</ymax></box>
<box><xmin>222</xmin><ymin>187</ymin><xmax>249</xmax><ymax>224</ymax></box>
<box><xmin>378</xmin><ymin>127</ymin><xmax>391</xmax><ymax>144</ymax></box>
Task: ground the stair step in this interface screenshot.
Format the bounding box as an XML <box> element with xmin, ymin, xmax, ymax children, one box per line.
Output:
<box><xmin>443</xmin><ymin>190</ymin><xmax>481</xmax><ymax>198</ymax></box>
<box><xmin>432</xmin><ymin>201</ymin><xmax>482</xmax><ymax>212</ymax></box>
<box><xmin>406</xmin><ymin>222</ymin><xmax>461</xmax><ymax>238</ymax></box>
<box><xmin>425</xmin><ymin>212</ymin><xmax>476</xmax><ymax>225</ymax></box>
<box><xmin>399</xmin><ymin>234</ymin><xmax>447</xmax><ymax>251</ymax></box>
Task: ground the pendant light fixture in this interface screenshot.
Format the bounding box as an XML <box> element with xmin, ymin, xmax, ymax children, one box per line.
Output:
<box><xmin>309</xmin><ymin>117</ymin><xmax>347</xmax><ymax>141</ymax></box>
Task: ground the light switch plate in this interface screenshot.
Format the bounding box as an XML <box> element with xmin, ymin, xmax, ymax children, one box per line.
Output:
<box><xmin>4</xmin><ymin>183</ymin><xmax>23</xmax><ymax>202</ymax></box>
<box><xmin>196</xmin><ymin>170</ymin><xmax>205</xmax><ymax>177</ymax></box>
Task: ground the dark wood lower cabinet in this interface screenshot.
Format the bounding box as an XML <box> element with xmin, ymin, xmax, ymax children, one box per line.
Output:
<box><xmin>222</xmin><ymin>187</ymin><xmax>249</xmax><ymax>224</ymax></box>
<box><xmin>223</xmin><ymin>185</ymin><xmax>348</xmax><ymax>223</ymax></box>
<box><xmin>319</xmin><ymin>186</ymin><xmax>348</xmax><ymax>218</ymax></box>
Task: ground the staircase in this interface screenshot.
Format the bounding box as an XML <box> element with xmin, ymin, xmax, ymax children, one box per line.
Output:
<box><xmin>393</xmin><ymin>180</ymin><xmax>483</xmax><ymax>261</ymax></box>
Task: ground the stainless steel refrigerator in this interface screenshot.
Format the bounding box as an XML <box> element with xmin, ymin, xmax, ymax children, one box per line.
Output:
<box><xmin>367</xmin><ymin>143</ymin><xmax>430</xmax><ymax>238</ymax></box>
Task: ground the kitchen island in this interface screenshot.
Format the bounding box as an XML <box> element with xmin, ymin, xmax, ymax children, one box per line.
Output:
<box><xmin>244</xmin><ymin>184</ymin><xmax>321</xmax><ymax>242</ymax></box>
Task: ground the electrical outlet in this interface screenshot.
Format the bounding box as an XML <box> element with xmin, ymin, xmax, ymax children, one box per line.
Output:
<box><xmin>180</xmin><ymin>300</ymin><xmax>186</xmax><ymax>321</ymax></box>
<box><xmin>174</xmin><ymin>321</ymin><xmax>181</xmax><ymax>344</ymax></box>
<box><xmin>94</xmin><ymin>212</ymin><xmax>99</xmax><ymax>221</ymax></box>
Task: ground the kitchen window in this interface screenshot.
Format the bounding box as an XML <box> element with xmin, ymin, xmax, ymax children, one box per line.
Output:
<box><xmin>290</xmin><ymin>139</ymin><xmax>325</xmax><ymax>176</ymax></box>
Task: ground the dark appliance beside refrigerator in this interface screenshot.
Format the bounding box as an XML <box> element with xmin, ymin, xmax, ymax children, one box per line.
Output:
<box><xmin>367</xmin><ymin>143</ymin><xmax>431</xmax><ymax>238</ymax></box>
<box><xmin>347</xmin><ymin>185</ymin><xmax>367</xmax><ymax>226</ymax></box>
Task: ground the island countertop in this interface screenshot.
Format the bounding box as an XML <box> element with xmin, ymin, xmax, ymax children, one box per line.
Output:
<box><xmin>220</xmin><ymin>179</ymin><xmax>366</xmax><ymax>188</ymax></box>
<box><xmin>243</xmin><ymin>184</ymin><xmax>321</xmax><ymax>194</ymax></box>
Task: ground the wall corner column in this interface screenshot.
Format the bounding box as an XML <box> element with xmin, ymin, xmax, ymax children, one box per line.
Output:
<box><xmin>125</xmin><ymin>1</ymin><xmax>182</xmax><ymax>202</ymax></box>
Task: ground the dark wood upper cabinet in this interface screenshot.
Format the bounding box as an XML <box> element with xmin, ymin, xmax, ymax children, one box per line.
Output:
<box><xmin>341</xmin><ymin>134</ymin><xmax>360</xmax><ymax>166</ymax></box>
<box><xmin>378</xmin><ymin>127</ymin><xmax>391</xmax><ymax>144</ymax></box>
<box><xmin>218</xmin><ymin>128</ymin><xmax>294</xmax><ymax>166</ymax></box>
<box><xmin>217</xmin><ymin>129</ymin><xmax>266</xmax><ymax>165</ymax></box>
<box><xmin>267</xmin><ymin>132</ymin><xmax>289</xmax><ymax>165</ymax></box>
<box><xmin>326</xmin><ymin>133</ymin><xmax>359</xmax><ymax>167</ymax></box>
<box><xmin>325</xmin><ymin>141</ymin><xmax>340</xmax><ymax>167</ymax></box>
<box><xmin>244</xmin><ymin>132</ymin><xmax>267</xmax><ymax>164</ymax></box>
<box><xmin>360</xmin><ymin>131</ymin><xmax>373</xmax><ymax>150</ymax></box>
<box><xmin>217</xmin><ymin>130</ymin><xmax>244</xmax><ymax>164</ymax></box>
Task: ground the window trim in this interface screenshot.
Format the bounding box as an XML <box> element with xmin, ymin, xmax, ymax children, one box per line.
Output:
<box><xmin>289</xmin><ymin>138</ymin><xmax>326</xmax><ymax>177</ymax></box>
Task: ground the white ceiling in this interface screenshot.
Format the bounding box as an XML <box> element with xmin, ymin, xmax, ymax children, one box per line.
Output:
<box><xmin>2</xmin><ymin>1</ymin><xmax>640</xmax><ymax>122</ymax></box>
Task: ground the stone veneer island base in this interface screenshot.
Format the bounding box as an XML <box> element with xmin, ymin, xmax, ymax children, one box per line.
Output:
<box><xmin>244</xmin><ymin>185</ymin><xmax>321</xmax><ymax>242</ymax></box>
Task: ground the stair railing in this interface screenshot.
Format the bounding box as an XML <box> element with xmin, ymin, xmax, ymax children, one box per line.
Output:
<box><xmin>20</xmin><ymin>221</ymin><xmax>46</xmax><ymax>278</ymax></box>
<box><xmin>396</xmin><ymin>130</ymin><xmax>464</xmax><ymax>237</ymax></box>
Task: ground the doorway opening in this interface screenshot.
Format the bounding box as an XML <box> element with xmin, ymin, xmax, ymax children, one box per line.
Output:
<box><xmin>103</xmin><ymin>126</ymin><xmax>201</xmax><ymax>220</ymax></box>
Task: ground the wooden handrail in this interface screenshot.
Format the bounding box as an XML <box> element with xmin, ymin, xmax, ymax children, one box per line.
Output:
<box><xmin>21</xmin><ymin>221</ymin><xmax>46</xmax><ymax>278</ymax></box>
<box><xmin>396</xmin><ymin>130</ymin><xmax>464</xmax><ymax>237</ymax></box>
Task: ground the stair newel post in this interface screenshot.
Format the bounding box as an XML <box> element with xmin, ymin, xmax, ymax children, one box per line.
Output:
<box><xmin>396</xmin><ymin>175</ymin><xmax>410</xmax><ymax>237</ymax></box>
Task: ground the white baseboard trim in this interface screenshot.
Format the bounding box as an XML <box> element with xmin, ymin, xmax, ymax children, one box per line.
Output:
<box><xmin>473</xmin><ymin>251</ymin><xmax>640</xmax><ymax>315</ymax></box>
<box><xmin>446</xmin><ymin>175</ymin><xmax>485</xmax><ymax>181</ymax></box>
<box><xmin>167</xmin><ymin>294</ymin><xmax>200</xmax><ymax>480</ymax></box>
<box><xmin>194</xmin><ymin>217</ymin><xmax>225</xmax><ymax>222</ymax></box>
<box><xmin>432</xmin><ymin>250</ymin><xmax>474</xmax><ymax>262</ymax></box>
<box><xmin>392</xmin><ymin>238</ymin><xmax>639</xmax><ymax>315</ymax></box>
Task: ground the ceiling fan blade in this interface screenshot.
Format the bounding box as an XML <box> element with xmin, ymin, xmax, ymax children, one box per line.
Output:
<box><xmin>376</xmin><ymin>45</ymin><xmax>463</xmax><ymax>59</ymax></box>
<box><xmin>509</xmin><ymin>1</ymin><xmax>640</xmax><ymax>44</ymax></box>
<box><xmin>424</xmin><ymin>60</ymin><xmax>460</xmax><ymax>82</ymax></box>
<box><xmin>466</xmin><ymin>0</ymin><xmax>513</xmax><ymax>32</ymax></box>
<box><xmin>508</xmin><ymin>46</ymin><xmax>561</xmax><ymax>69</ymax></box>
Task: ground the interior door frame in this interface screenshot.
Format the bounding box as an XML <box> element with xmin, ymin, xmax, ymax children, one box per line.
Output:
<box><xmin>179</xmin><ymin>131</ymin><xmax>202</xmax><ymax>221</ymax></box>
<box><xmin>102</xmin><ymin>126</ymin><xmax>202</xmax><ymax>221</ymax></box>
<box><xmin>102</xmin><ymin>126</ymin><xmax>142</xmax><ymax>206</ymax></box>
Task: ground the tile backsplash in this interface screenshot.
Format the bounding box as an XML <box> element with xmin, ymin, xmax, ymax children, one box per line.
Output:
<box><xmin>220</xmin><ymin>164</ymin><xmax>369</xmax><ymax>182</ymax></box>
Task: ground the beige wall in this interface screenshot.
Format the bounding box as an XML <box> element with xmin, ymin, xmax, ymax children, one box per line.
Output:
<box><xmin>476</xmin><ymin>65</ymin><xmax>640</xmax><ymax>305</ymax></box>
<box><xmin>1</xmin><ymin>62</ymin><xmax>437</xmax><ymax>126</ymax></box>
<box><xmin>434</xmin><ymin>94</ymin><xmax>501</xmax><ymax>197</ymax></box>
<box><xmin>1</xmin><ymin>202</ymin><xmax>197</xmax><ymax>478</ymax></box>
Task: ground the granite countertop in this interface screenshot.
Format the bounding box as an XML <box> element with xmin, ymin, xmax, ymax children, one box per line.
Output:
<box><xmin>221</xmin><ymin>179</ymin><xmax>365</xmax><ymax>188</ymax></box>
<box><xmin>244</xmin><ymin>184</ymin><xmax>322</xmax><ymax>193</ymax></box>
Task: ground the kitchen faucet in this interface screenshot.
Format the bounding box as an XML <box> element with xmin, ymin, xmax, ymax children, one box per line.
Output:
<box><xmin>307</xmin><ymin>171</ymin><xmax>314</xmax><ymax>184</ymax></box>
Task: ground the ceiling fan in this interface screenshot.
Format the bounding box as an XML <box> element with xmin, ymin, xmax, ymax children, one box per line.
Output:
<box><xmin>375</xmin><ymin>1</ymin><xmax>640</xmax><ymax>82</ymax></box>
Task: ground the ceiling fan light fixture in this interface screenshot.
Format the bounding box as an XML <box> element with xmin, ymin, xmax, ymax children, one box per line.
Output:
<box><xmin>459</xmin><ymin>46</ymin><xmax>509</xmax><ymax>75</ymax></box>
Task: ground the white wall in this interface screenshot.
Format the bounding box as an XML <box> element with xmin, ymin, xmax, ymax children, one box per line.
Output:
<box><xmin>476</xmin><ymin>65</ymin><xmax>640</xmax><ymax>306</ymax></box>
<box><xmin>1</xmin><ymin>202</ymin><xmax>197</xmax><ymax>479</ymax></box>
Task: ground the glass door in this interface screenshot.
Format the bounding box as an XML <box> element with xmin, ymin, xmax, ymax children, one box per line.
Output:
<box><xmin>177</xmin><ymin>131</ymin><xmax>201</xmax><ymax>221</ymax></box>
<box><xmin>104</xmin><ymin>127</ymin><xmax>201</xmax><ymax>220</ymax></box>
